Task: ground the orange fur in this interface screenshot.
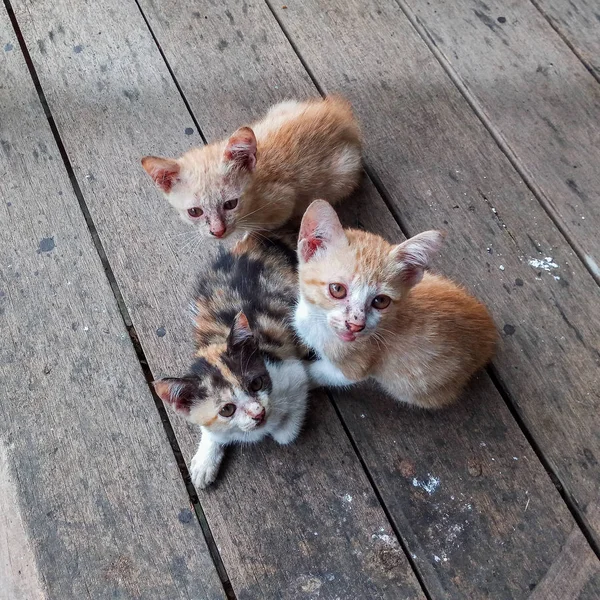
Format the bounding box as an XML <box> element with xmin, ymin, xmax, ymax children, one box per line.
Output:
<box><xmin>142</xmin><ymin>96</ymin><xmax>362</xmax><ymax>238</ymax></box>
<box><xmin>297</xmin><ymin>203</ymin><xmax>497</xmax><ymax>409</ymax></box>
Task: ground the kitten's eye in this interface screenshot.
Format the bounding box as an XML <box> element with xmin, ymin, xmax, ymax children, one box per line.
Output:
<box><xmin>187</xmin><ymin>207</ymin><xmax>203</xmax><ymax>218</ymax></box>
<box><xmin>329</xmin><ymin>283</ymin><xmax>347</xmax><ymax>299</ymax></box>
<box><xmin>223</xmin><ymin>199</ymin><xmax>239</xmax><ymax>211</ymax></box>
<box><xmin>219</xmin><ymin>403</ymin><xmax>236</xmax><ymax>418</ymax></box>
<box><xmin>372</xmin><ymin>295</ymin><xmax>391</xmax><ymax>310</ymax></box>
<box><xmin>249</xmin><ymin>376</ymin><xmax>264</xmax><ymax>393</ymax></box>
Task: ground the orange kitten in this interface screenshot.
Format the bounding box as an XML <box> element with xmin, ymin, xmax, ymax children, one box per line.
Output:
<box><xmin>294</xmin><ymin>201</ymin><xmax>496</xmax><ymax>409</ymax></box>
<box><xmin>142</xmin><ymin>97</ymin><xmax>361</xmax><ymax>239</ymax></box>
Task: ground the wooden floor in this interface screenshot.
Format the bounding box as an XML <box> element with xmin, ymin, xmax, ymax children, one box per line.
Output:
<box><xmin>1</xmin><ymin>0</ymin><xmax>600</xmax><ymax>598</ymax></box>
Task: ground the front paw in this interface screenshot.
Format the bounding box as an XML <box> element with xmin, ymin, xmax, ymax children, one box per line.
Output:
<box><xmin>190</xmin><ymin>456</ymin><xmax>220</xmax><ymax>489</ymax></box>
<box><xmin>271</xmin><ymin>417</ymin><xmax>302</xmax><ymax>445</ymax></box>
<box><xmin>272</xmin><ymin>428</ymin><xmax>299</xmax><ymax>445</ymax></box>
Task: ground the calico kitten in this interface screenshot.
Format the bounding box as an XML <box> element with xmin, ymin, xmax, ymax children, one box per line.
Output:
<box><xmin>294</xmin><ymin>200</ymin><xmax>496</xmax><ymax>408</ymax></box>
<box><xmin>154</xmin><ymin>235</ymin><xmax>309</xmax><ymax>488</ymax></box>
<box><xmin>142</xmin><ymin>96</ymin><xmax>361</xmax><ymax>239</ymax></box>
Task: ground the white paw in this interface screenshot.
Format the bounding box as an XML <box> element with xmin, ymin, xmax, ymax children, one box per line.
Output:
<box><xmin>272</xmin><ymin>431</ymin><xmax>297</xmax><ymax>445</ymax></box>
<box><xmin>272</xmin><ymin>423</ymin><xmax>301</xmax><ymax>445</ymax></box>
<box><xmin>190</xmin><ymin>456</ymin><xmax>220</xmax><ymax>489</ymax></box>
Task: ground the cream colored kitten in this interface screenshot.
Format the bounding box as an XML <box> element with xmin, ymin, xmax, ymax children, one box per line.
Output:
<box><xmin>142</xmin><ymin>97</ymin><xmax>361</xmax><ymax>239</ymax></box>
<box><xmin>294</xmin><ymin>200</ymin><xmax>496</xmax><ymax>408</ymax></box>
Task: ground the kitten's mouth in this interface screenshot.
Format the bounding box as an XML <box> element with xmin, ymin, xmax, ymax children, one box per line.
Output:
<box><xmin>250</xmin><ymin>410</ymin><xmax>268</xmax><ymax>428</ymax></box>
<box><xmin>336</xmin><ymin>329</ymin><xmax>358</xmax><ymax>342</ymax></box>
<box><xmin>241</xmin><ymin>420</ymin><xmax>266</xmax><ymax>432</ymax></box>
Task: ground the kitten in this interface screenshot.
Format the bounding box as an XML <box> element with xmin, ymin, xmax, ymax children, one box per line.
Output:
<box><xmin>294</xmin><ymin>200</ymin><xmax>496</xmax><ymax>408</ymax></box>
<box><xmin>154</xmin><ymin>235</ymin><xmax>309</xmax><ymax>488</ymax></box>
<box><xmin>142</xmin><ymin>96</ymin><xmax>361</xmax><ymax>239</ymax></box>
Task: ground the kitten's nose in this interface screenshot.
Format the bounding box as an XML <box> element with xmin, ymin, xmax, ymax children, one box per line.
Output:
<box><xmin>250</xmin><ymin>408</ymin><xmax>266</xmax><ymax>424</ymax></box>
<box><xmin>210</xmin><ymin>226</ymin><xmax>226</xmax><ymax>238</ymax></box>
<box><xmin>345</xmin><ymin>321</ymin><xmax>365</xmax><ymax>333</ymax></box>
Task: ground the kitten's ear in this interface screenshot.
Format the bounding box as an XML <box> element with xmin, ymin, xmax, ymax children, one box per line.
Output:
<box><xmin>227</xmin><ymin>312</ymin><xmax>254</xmax><ymax>348</ymax></box>
<box><xmin>141</xmin><ymin>156</ymin><xmax>181</xmax><ymax>193</ymax></box>
<box><xmin>389</xmin><ymin>230</ymin><xmax>445</xmax><ymax>287</ymax></box>
<box><xmin>224</xmin><ymin>127</ymin><xmax>257</xmax><ymax>172</ymax></box>
<box><xmin>298</xmin><ymin>200</ymin><xmax>347</xmax><ymax>262</ymax></box>
<box><xmin>153</xmin><ymin>377</ymin><xmax>197</xmax><ymax>416</ymax></box>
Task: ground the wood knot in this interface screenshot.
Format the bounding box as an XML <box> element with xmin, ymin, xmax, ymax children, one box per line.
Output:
<box><xmin>467</xmin><ymin>459</ymin><xmax>482</xmax><ymax>477</ymax></box>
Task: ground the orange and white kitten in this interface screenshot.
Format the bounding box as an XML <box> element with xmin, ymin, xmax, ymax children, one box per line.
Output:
<box><xmin>142</xmin><ymin>97</ymin><xmax>361</xmax><ymax>239</ymax></box>
<box><xmin>294</xmin><ymin>201</ymin><xmax>496</xmax><ymax>409</ymax></box>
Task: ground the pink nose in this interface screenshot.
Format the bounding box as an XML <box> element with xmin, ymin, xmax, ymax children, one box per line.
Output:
<box><xmin>250</xmin><ymin>408</ymin><xmax>266</xmax><ymax>424</ymax></box>
<box><xmin>210</xmin><ymin>226</ymin><xmax>226</xmax><ymax>238</ymax></box>
<box><xmin>345</xmin><ymin>321</ymin><xmax>365</xmax><ymax>333</ymax></box>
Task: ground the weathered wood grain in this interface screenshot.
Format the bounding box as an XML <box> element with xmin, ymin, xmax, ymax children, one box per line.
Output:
<box><xmin>531</xmin><ymin>0</ymin><xmax>600</xmax><ymax>80</ymax></box>
<box><xmin>10</xmin><ymin>0</ymin><xmax>426</xmax><ymax>597</ymax></box>
<box><xmin>0</xmin><ymin>444</ymin><xmax>45</xmax><ymax>600</ymax></box>
<box><xmin>120</xmin><ymin>0</ymin><xmax>599</xmax><ymax>597</ymax></box>
<box><xmin>270</xmin><ymin>0</ymin><xmax>600</xmax><ymax>549</ymax></box>
<box><xmin>0</xmin><ymin>8</ymin><xmax>224</xmax><ymax>599</ymax></box>
<box><xmin>402</xmin><ymin>0</ymin><xmax>600</xmax><ymax>281</ymax></box>
<box><xmin>528</xmin><ymin>524</ymin><xmax>600</xmax><ymax>600</ymax></box>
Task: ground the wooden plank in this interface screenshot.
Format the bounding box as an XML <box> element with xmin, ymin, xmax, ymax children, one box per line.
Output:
<box><xmin>0</xmin><ymin>8</ymin><xmax>224</xmax><ymax>600</ymax></box>
<box><xmin>531</xmin><ymin>0</ymin><xmax>600</xmax><ymax>80</ymax></box>
<box><xmin>10</xmin><ymin>0</ymin><xmax>426</xmax><ymax>597</ymax></box>
<box><xmin>528</xmin><ymin>526</ymin><xmax>600</xmax><ymax>600</ymax></box>
<box><xmin>269</xmin><ymin>0</ymin><xmax>600</xmax><ymax>546</ymax></box>
<box><xmin>0</xmin><ymin>444</ymin><xmax>45</xmax><ymax>600</ymax></box>
<box><xmin>115</xmin><ymin>0</ymin><xmax>600</xmax><ymax>597</ymax></box>
<box><xmin>401</xmin><ymin>0</ymin><xmax>600</xmax><ymax>282</ymax></box>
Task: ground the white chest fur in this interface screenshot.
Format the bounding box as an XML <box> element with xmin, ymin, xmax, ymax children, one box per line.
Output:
<box><xmin>294</xmin><ymin>297</ymin><xmax>359</xmax><ymax>388</ymax></box>
<box><xmin>294</xmin><ymin>296</ymin><xmax>329</xmax><ymax>354</ymax></box>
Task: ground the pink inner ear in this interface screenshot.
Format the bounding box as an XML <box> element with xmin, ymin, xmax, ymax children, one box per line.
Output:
<box><xmin>153</xmin><ymin>380</ymin><xmax>175</xmax><ymax>404</ymax></box>
<box><xmin>229</xmin><ymin>312</ymin><xmax>254</xmax><ymax>347</ymax></box>
<box><xmin>299</xmin><ymin>237</ymin><xmax>324</xmax><ymax>262</ymax></box>
<box><xmin>142</xmin><ymin>157</ymin><xmax>180</xmax><ymax>193</ymax></box>
<box><xmin>153</xmin><ymin>380</ymin><xmax>192</xmax><ymax>415</ymax></box>
<box><xmin>390</xmin><ymin>230</ymin><xmax>444</xmax><ymax>288</ymax></box>
<box><xmin>298</xmin><ymin>214</ymin><xmax>318</xmax><ymax>244</ymax></box>
<box><xmin>298</xmin><ymin>200</ymin><xmax>345</xmax><ymax>261</ymax></box>
<box><xmin>156</xmin><ymin>168</ymin><xmax>179</xmax><ymax>193</ymax></box>
<box><xmin>398</xmin><ymin>265</ymin><xmax>423</xmax><ymax>287</ymax></box>
<box><xmin>224</xmin><ymin>127</ymin><xmax>257</xmax><ymax>171</ymax></box>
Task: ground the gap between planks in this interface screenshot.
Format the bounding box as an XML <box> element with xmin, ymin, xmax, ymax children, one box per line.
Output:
<box><xmin>487</xmin><ymin>366</ymin><xmax>600</xmax><ymax>561</ymax></box>
<box><xmin>2</xmin><ymin>1</ymin><xmax>236</xmax><ymax>597</ymax></box>
<box><xmin>131</xmin><ymin>0</ymin><xmax>208</xmax><ymax>146</ymax></box>
<box><xmin>261</xmin><ymin>0</ymin><xmax>600</xmax><ymax>564</ymax></box>
<box><xmin>388</xmin><ymin>0</ymin><xmax>600</xmax><ymax>287</ymax></box>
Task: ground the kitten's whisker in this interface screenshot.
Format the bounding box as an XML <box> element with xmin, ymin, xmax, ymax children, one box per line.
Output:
<box><xmin>170</xmin><ymin>229</ymin><xmax>196</xmax><ymax>238</ymax></box>
<box><xmin>238</xmin><ymin>223</ymin><xmax>269</xmax><ymax>236</ymax></box>
<box><xmin>371</xmin><ymin>334</ymin><xmax>383</xmax><ymax>351</ymax></box>
<box><xmin>371</xmin><ymin>332</ymin><xmax>391</xmax><ymax>350</ymax></box>
<box><xmin>239</xmin><ymin>197</ymin><xmax>282</xmax><ymax>220</ymax></box>
<box><xmin>177</xmin><ymin>232</ymin><xmax>201</xmax><ymax>253</ymax></box>
<box><xmin>375</xmin><ymin>327</ymin><xmax>396</xmax><ymax>339</ymax></box>
<box><xmin>168</xmin><ymin>230</ymin><xmax>194</xmax><ymax>244</ymax></box>
<box><xmin>190</xmin><ymin>235</ymin><xmax>204</xmax><ymax>256</ymax></box>
<box><xmin>249</xmin><ymin>231</ymin><xmax>272</xmax><ymax>244</ymax></box>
